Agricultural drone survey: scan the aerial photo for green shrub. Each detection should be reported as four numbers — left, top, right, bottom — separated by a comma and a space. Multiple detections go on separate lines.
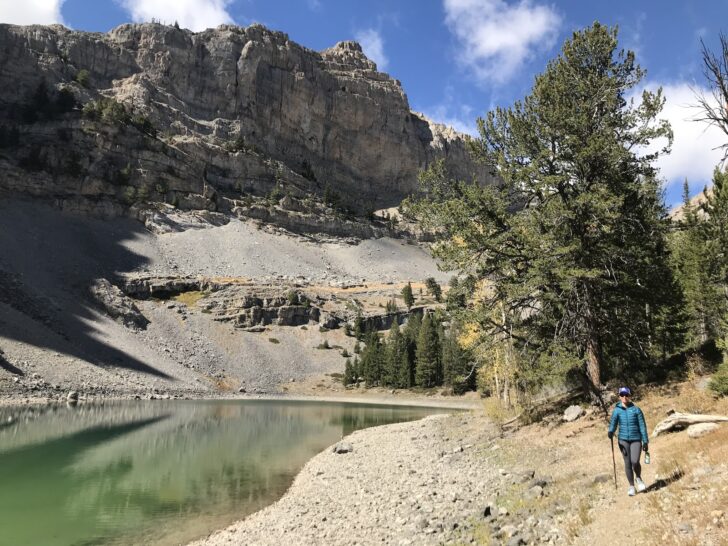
709, 361, 728, 396
112, 163, 132, 185
268, 337, 280, 344
122, 186, 137, 205
287, 291, 299, 305
317, 340, 330, 349
75, 69, 90, 88
82, 97, 156, 137
268, 182, 284, 204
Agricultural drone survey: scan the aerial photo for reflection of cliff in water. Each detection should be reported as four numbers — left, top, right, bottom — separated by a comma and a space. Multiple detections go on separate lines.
0, 400, 444, 546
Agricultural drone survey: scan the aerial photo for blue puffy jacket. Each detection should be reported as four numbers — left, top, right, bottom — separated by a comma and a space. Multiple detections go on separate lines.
608, 402, 648, 444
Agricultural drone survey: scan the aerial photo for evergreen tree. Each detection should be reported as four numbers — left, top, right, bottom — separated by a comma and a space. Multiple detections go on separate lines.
402, 282, 414, 309
360, 330, 384, 386
415, 313, 442, 387
354, 312, 364, 340
402, 313, 421, 387
445, 276, 466, 311
441, 324, 475, 393
343, 358, 355, 386
352, 356, 361, 382
384, 322, 409, 387
407, 23, 675, 391
668, 179, 720, 348
425, 277, 442, 302
701, 168, 728, 361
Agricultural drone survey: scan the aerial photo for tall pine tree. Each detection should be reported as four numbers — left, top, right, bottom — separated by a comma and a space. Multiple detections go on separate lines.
407, 23, 675, 391
402, 313, 421, 387
415, 313, 442, 387
441, 323, 474, 393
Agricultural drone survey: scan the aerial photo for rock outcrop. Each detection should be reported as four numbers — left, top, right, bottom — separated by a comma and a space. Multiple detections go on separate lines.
0, 22, 490, 225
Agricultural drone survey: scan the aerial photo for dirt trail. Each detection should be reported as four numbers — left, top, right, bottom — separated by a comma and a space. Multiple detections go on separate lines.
190, 378, 727, 546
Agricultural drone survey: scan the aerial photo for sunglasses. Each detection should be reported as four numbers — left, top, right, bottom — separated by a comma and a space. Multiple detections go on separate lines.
619, 393, 631, 397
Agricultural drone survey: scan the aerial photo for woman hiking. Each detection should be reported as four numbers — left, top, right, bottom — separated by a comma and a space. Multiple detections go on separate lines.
607, 387, 649, 496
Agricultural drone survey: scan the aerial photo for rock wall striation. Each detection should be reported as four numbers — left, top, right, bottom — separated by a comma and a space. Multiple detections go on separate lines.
0, 22, 489, 224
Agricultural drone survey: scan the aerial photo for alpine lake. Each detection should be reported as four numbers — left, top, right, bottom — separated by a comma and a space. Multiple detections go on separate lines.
0, 399, 450, 546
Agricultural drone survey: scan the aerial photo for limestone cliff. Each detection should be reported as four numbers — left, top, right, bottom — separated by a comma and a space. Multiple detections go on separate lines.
0, 22, 488, 224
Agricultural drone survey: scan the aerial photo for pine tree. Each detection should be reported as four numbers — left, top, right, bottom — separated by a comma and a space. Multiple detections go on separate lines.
352, 356, 361, 383
384, 322, 409, 387
402, 282, 414, 309
668, 179, 720, 348
701, 168, 728, 361
415, 313, 442, 387
406, 23, 675, 391
441, 324, 474, 394
425, 277, 442, 302
402, 313, 421, 387
354, 312, 364, 340
343, 358, 355, 386
361, 330, 384, 386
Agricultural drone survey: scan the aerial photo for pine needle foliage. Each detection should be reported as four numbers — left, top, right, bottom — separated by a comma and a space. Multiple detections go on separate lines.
406, 23, 677, 391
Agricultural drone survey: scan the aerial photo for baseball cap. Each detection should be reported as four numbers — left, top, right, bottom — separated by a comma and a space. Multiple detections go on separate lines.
618, 387, 632, 396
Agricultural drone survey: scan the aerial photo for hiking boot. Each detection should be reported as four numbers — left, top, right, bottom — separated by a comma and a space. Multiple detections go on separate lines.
635, 478, 646, 492
628, 486, 636, 496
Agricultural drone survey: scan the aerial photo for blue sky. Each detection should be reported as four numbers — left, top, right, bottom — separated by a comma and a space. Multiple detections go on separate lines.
2, 0, 727, 207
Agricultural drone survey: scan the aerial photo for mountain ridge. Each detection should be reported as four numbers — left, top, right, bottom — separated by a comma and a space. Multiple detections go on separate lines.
0, 21, 488, 224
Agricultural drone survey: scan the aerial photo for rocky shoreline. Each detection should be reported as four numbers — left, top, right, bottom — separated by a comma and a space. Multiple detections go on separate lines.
191, 412, 570, 546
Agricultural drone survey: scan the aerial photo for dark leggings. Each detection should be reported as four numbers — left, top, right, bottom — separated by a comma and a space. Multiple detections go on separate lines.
618, 439, 642, 486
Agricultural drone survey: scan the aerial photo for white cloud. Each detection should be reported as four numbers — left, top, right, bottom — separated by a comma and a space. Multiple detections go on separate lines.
641, 82, 725, 189
419, 86, 478, 136
355, 28, 388, 71
0, 0, 65, 25
424, 106, 478, 136
117, 0, 234, 32
307, 0, 322, 11
443, 0, 561, 85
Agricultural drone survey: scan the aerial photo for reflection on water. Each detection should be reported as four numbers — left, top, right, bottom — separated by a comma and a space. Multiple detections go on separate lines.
0, 400, 444, 546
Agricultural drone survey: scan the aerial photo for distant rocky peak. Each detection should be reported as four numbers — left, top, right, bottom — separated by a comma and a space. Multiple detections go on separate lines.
321, 40, 378, 72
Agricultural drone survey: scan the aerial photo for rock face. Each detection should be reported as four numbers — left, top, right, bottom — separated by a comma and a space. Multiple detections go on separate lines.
0, 22, 489, 220
89, 278, 149, 329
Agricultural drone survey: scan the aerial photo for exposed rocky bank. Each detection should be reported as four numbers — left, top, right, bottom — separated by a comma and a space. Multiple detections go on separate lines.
193, 381, 728, 546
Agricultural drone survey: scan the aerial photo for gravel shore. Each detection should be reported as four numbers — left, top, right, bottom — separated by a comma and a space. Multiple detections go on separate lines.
191, 411, 567, 546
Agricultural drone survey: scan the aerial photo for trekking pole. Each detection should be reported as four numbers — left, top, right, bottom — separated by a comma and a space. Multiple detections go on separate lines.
610, 436, 617, 490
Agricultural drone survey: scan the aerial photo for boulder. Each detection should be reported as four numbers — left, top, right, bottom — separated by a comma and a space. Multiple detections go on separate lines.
687, 422, 720, 438
332, 442, 353, 454
563, 405, 584, 422
524, 485, 544, 499
89, 278, 149, 329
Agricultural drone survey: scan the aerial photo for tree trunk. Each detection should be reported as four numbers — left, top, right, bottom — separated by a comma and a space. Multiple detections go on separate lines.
586, 336, 601, 388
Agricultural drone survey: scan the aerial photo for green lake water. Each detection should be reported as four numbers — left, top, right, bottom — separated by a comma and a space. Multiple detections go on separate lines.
0, 400, 446, 546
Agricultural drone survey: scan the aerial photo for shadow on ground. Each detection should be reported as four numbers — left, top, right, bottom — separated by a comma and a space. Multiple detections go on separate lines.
0, 199, 171, 379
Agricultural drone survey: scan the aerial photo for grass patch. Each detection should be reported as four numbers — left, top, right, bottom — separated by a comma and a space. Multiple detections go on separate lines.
173, 290, 207, 307
481, 397, 521, 429
268, 337, 280, 344
319, 326, 330, 333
